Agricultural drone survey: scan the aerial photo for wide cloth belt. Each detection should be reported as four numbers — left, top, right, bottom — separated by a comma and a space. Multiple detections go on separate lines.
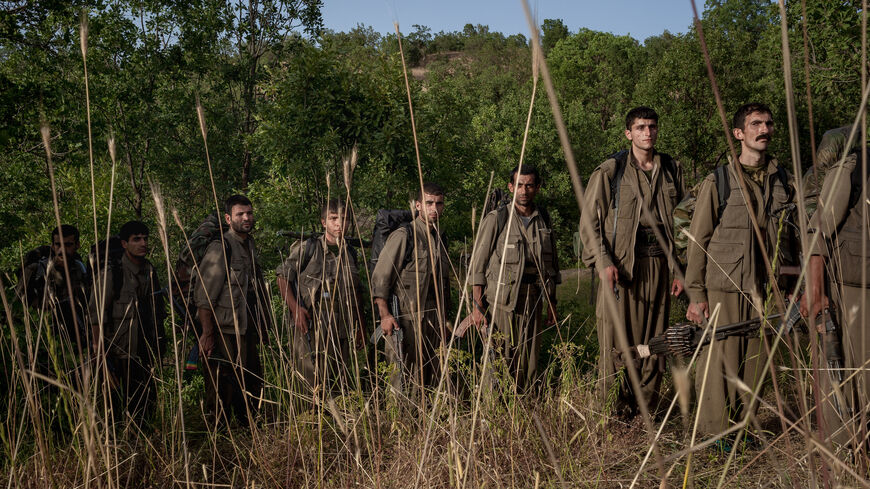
636, 226, 665, 257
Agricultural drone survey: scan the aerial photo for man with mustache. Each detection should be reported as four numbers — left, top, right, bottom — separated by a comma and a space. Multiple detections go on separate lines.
471, 165, 560, 393
581, 106, 686, 417
685, 103, 798, 446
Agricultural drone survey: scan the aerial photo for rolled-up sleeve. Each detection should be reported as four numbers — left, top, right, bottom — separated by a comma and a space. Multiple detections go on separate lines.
370, 229, 407, 300
470, 212, 497, 287
195, 241, 226, 311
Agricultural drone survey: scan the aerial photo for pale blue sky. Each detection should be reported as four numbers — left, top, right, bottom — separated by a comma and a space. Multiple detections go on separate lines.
321, 0, 693, 43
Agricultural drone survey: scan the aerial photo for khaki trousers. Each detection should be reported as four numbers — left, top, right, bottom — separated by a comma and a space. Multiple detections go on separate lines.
385, 301, 444, 397
203, 329, 262, 426
821, 284, 870, 448
694, 290, 766, 435
484, 283, 544, 394
597, 255, 669, 414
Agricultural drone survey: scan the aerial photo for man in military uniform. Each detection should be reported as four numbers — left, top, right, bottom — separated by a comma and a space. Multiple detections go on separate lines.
580, 107, 686, 415
371, 183, 451, 396
685, 103, 797, 438
88, 221, 165, 423
470, 165, 560, 393
18, 224, 89, 355
277, 198, 365, 398
803, 144, 870, 450
196, 195, 271, 426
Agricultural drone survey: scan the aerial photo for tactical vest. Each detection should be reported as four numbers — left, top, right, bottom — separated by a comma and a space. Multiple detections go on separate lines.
704, 160, 794, 293
834, 170, 870, 288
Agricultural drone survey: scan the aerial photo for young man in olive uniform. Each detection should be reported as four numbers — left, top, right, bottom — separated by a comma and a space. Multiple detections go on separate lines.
88, 221, 165, 423
196, 195, 271, 426
685, 103, 798, 437
470, 165, 560, 393
581, 107, 686, 415
276, 198, 365, 398
18, 224, 89, 354
371, 183, 451, 396
804, 144, 870, 449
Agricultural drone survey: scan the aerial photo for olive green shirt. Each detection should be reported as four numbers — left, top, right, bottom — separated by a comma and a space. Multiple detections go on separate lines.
370, 217, 450, 319
276, 235, 364, 338
685, 157, 796, 304
470, 204, 560, 311
580, 151, 686, 280
194, 229, 261, 336
88, 253, 159, 359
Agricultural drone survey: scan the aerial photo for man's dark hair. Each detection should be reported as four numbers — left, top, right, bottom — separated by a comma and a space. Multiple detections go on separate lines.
51, 224, 80, 244
509, 164, 542, 186
119, 221, 149, 242
320, 198, 346, 221
732, 103, 773, 130
416, 182, 445, 202
625, 106, 658, 130
224, 194, 253, 215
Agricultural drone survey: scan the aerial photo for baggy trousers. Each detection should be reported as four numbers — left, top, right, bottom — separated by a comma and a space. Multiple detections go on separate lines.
596, 255, 669, 414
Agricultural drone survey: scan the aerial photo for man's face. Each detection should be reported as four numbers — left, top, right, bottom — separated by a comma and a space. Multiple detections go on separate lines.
625, 118, 658, 151
415, 193, 445, 225
225, 204, 255, 235
51, 234, 79, 263
508, 173, 540, 207
321, 210, 348, 242
122, 234, 149, 259
734, 111, 774, 153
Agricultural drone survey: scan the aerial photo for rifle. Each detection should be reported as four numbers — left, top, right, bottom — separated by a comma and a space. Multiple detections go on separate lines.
369, 295, 404, 389
617, 301, 803, 362
276, 230, 371, 249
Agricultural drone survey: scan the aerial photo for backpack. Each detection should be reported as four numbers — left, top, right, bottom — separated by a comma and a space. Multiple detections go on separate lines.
87, 236, 126, 299
177, 212, 228, 286
369, 209, 415, 273
19, 245, 52, 305
608, 150, 678, 244
672, 158, 792, 254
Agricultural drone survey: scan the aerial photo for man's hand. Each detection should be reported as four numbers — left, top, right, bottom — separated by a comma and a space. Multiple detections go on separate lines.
670, 278, 684, 297
471, 307, 488, 334
686, 302, 709, 324
599, 265, 619, 292
292, 305, 310, 334
801, 255, 829, 318
199, 331, 215, 357
380, 313, 399, 336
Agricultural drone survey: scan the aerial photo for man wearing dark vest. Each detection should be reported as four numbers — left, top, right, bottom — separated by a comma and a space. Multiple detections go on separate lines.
581, 106, 686, 416
804, 144, 870, 450
276, 198, 365, 398
371, 183, 451, 397
470, 164, 560, 393
685, 103, 798, 440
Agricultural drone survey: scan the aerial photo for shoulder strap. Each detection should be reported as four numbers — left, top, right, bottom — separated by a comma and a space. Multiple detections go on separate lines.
402, 222, 416, 268
608, 150, 629, 245
608, 150, 629, 209
714, 165, 731, 217
538, 206, 552, 229
848, 154, 865, 210
659, 153, 677, 186
300, 237, 318, 273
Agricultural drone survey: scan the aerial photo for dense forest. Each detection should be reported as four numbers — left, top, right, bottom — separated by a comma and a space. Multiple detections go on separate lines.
0, 0, 864, 272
